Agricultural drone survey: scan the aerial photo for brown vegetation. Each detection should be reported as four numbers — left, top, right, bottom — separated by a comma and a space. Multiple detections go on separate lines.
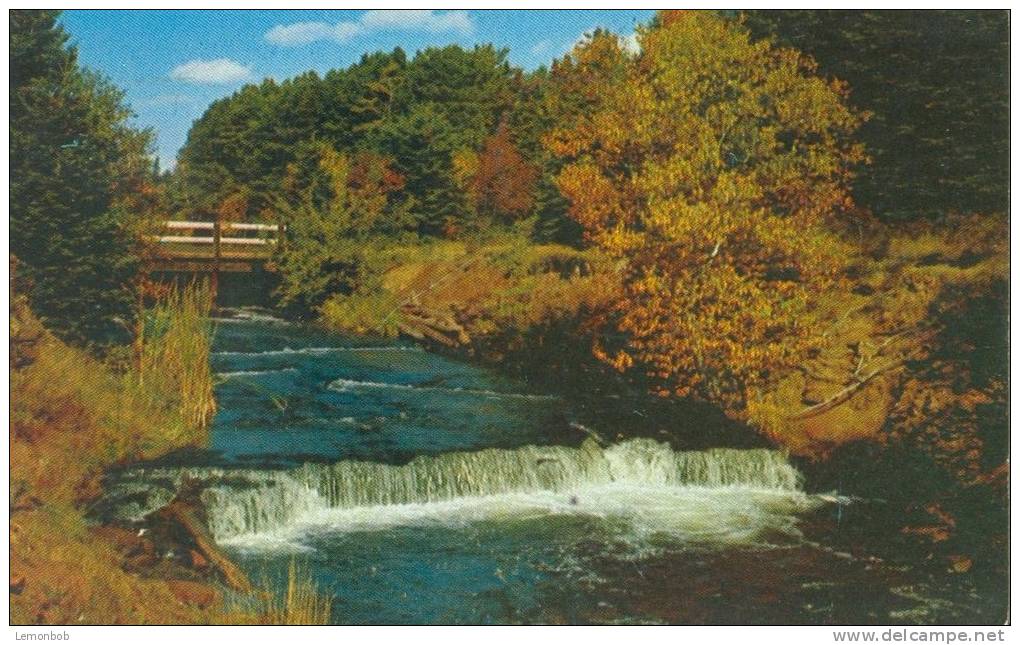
10, 278, 332, 625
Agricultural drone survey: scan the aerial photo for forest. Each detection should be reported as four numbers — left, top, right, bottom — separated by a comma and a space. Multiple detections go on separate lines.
10, 9, 1009, 626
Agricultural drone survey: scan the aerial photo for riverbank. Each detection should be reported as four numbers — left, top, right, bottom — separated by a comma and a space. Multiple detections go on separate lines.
9, 283, 329, 625
10, 286, 217, 623
311, 215, 1008, 603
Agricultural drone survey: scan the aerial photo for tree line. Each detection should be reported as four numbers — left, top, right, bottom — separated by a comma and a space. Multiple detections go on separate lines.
10, 9, 1009, 373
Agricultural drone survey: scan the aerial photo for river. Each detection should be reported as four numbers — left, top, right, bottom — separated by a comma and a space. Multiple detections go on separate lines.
99, 307, 1003, 624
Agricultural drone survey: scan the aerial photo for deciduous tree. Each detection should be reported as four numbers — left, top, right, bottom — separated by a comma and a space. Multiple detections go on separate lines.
549, 11, 865, 410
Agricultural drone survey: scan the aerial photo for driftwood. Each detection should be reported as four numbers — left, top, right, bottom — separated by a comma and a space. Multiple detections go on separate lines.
398, 303, 471, 348
568, 422, 609, 446
789, 360, 906, 420
791, 324, 934, 421
400, 321, 459, 347
154, 500, 252, 592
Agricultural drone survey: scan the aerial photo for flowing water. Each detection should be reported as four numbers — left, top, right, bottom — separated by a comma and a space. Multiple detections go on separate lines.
99, 308, 1003, 624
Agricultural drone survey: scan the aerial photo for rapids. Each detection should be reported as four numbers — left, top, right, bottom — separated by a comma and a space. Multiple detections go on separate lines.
96, 307, 1001, 624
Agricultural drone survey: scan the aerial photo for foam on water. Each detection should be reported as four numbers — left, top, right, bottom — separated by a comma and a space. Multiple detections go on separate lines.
213, 346, 422, 358
329, 377, 557, 400
215, 367, 300, 378
112, 438, 822, 552
212, 307, 290, 324
222, 485, 819, 554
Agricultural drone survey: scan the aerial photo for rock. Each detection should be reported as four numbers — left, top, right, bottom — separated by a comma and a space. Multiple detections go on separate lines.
167, 580, 220, 609
92, 524, 158, 570
92, 525, 148, 555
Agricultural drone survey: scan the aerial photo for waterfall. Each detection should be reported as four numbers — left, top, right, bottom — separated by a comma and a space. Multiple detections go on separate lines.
107, 438, 814, 544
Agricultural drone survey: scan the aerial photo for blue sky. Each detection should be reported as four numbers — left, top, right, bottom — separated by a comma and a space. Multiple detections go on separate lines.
60, 10, 655, 167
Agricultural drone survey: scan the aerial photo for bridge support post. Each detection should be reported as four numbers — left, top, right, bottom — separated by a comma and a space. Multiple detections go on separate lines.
212, 216, 221, 304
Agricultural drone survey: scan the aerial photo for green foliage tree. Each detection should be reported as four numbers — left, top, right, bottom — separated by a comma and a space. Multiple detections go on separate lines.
275, 144, 403, 312
394, 44, 519, 151
369, 104, 469, 236
10, 10, 153, 347
741, 10, 1009, 220
175, 44, 522, 236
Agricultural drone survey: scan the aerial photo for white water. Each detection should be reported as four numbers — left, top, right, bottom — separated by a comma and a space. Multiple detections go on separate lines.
213, 346, 423, 358
124, 438, 821, 551
329, 377, 558, 400
214, 367, 300, 378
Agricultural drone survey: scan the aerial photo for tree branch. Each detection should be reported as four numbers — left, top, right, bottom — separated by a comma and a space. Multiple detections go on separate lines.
788, 360, 906, 420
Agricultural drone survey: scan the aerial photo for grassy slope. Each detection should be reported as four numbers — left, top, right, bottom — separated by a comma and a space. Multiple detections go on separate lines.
10, 294, 219, 624
316, 217, 1008, 476
319, 231, 618, 348
753, 215, 1009, 467
10, 287, 330, 625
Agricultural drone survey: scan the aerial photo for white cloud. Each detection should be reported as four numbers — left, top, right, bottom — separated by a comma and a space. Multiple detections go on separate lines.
265, 10, 474, 46
359, 10, 473, 33
169, 58, 252, 84
265, 22, 340, 46
621, 32, 641, 55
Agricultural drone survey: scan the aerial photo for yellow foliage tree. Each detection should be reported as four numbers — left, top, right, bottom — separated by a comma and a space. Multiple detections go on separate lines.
547, 11, 866, 410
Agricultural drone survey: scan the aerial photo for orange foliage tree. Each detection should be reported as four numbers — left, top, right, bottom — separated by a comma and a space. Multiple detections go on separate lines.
471, 123, 538, 221
217, 190, 249, 223
547, 11, 866, 410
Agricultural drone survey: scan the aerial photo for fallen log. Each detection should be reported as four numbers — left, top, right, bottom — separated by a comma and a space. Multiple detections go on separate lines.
401, 305, 465, 334
397, 323, 426, 341
153, 500, 252, 593
401, 320, 459, 347
398, 303, 471, 348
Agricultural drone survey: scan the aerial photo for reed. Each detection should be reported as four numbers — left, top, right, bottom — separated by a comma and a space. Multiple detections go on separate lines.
253, 561, 333, 625
135, 280, 216, 444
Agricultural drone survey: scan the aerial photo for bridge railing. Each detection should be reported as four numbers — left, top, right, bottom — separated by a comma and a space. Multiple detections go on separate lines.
153, 220, 281, 247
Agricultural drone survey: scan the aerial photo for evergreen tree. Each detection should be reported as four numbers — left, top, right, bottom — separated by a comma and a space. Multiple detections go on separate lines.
741, 10, 1009, 220
395, 44, 519, 150
371, 104, 468, 236
10, 10, 152, 347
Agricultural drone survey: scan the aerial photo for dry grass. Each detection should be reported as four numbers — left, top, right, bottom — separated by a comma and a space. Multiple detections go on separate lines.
747, 214, 1009, 457
320, 231, 615, 339
10, 281, 336, 625
249, 562, 333, 625
10, 282, 231, 625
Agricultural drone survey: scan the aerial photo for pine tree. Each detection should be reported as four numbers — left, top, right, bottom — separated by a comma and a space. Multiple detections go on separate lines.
741, 10, 1009, 220
10, 10, 152, 347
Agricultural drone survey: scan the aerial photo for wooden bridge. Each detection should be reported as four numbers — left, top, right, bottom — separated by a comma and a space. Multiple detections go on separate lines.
146, 220, 282, 275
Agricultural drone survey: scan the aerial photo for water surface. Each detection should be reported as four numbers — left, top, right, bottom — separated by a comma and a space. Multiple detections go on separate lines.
103, 308, 1002, 624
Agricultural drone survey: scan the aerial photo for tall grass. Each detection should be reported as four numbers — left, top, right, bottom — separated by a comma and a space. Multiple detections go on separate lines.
225, 561, 332, 625
136, 280, 216, 444
263, 561, 333, 625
